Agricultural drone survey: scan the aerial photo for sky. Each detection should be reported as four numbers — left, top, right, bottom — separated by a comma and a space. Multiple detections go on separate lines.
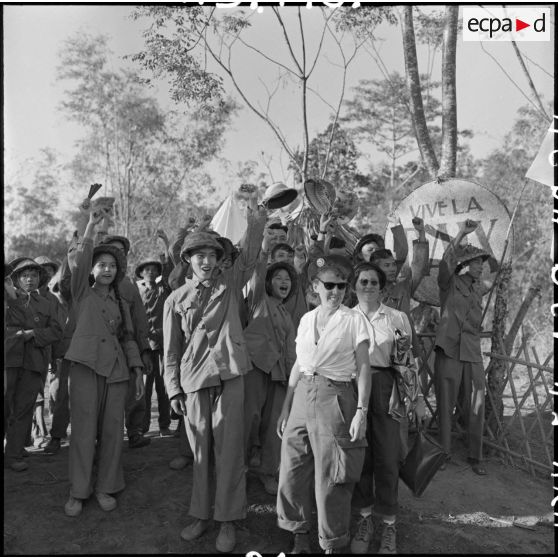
3, 4, 555, 195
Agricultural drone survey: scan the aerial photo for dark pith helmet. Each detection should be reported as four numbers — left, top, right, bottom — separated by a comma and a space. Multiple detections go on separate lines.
135, 259, 163, 280
34, 255, 60, 274
10, 258, 49, 288
180, 232, 225, 263
454, 244, 491, 273
101, 234, 131, 256
307, 254, 354, 283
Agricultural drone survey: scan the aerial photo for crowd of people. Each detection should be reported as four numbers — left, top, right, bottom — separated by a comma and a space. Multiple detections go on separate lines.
4, 185, 493, 554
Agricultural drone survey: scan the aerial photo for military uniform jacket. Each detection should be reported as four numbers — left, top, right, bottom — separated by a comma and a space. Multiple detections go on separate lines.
65, 238, 142, 382
163, 211, 266, 396
435, 243, 486, 363
244, 253, 296, 381
4, 290, 63, 373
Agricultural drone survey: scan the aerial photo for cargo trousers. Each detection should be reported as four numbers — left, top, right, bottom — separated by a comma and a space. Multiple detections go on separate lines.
277, 374, 366, 551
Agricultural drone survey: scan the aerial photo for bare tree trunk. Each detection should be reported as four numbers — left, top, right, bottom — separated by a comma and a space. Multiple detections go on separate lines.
439, 5, 458, 178
504, 284, 541, 354
510, 40, 550, 122
400, 6, 439, 178
485, 263, 511, 439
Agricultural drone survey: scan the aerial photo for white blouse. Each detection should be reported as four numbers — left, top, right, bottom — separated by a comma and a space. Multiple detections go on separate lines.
355, 303, 412, 369
295, 305, 369, 381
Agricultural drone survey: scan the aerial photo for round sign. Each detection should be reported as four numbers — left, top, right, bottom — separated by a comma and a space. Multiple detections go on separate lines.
384, 178, 514, 307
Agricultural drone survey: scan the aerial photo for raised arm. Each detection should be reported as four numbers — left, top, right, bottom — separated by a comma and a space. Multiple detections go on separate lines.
438, 220, 478, 290
409, 217, 430, 295
70, 210, 105, 303
230, 205, 267, 291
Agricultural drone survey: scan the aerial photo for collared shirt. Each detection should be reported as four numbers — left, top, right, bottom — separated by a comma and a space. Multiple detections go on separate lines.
163, 210, 266, 396
296, 305, 369, 382
355, 303, 412, 370
65, 237, 135, 382
244, 254, 296, 381
137, 279, 171, 351
435, 242, 487, 362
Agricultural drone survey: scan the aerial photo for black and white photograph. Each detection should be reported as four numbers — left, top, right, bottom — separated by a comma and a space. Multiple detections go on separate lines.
3, 2, 555, 555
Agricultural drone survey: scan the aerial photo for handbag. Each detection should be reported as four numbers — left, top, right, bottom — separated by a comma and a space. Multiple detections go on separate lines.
399, 425, 448, 497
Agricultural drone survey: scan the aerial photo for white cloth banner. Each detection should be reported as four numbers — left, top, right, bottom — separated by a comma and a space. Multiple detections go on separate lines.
210, 194, 247, 244
526, 125, 556, 188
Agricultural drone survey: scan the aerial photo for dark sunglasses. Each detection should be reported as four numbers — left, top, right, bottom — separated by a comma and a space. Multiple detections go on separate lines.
318, 279, 347, 291
358, 279, 379, 287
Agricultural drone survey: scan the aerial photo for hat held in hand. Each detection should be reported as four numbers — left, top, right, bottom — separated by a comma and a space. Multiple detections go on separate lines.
262, 182, 298, 210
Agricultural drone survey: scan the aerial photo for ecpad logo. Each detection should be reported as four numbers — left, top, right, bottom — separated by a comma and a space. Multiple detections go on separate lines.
463, 7, 550, 42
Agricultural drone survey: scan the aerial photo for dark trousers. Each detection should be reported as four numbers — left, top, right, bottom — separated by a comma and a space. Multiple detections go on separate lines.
125, 372, 146, 438
49, 358, 71, 439
142, 350, 170, 431
243, 367, 285, 476
434, 348, 485, 461
352, 368, 401, 517
4, 367, 43, 460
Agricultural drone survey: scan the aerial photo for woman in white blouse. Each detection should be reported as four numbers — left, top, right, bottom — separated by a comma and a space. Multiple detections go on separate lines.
276, 262, 371, 555
350, 262, 424, 555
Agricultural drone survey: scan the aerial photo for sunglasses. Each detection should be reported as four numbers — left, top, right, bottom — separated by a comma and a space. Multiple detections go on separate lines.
358, 279, 379, 287
318, 279, 347, 291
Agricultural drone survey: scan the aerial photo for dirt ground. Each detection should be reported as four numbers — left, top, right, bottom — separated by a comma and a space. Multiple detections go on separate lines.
3, 405, 555, 556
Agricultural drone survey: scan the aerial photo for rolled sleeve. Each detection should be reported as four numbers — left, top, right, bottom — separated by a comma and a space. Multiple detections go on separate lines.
352, 312, 371, 349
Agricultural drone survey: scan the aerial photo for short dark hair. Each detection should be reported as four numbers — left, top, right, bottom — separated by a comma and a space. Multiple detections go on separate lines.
369, 248, 395, 264
271, 243, 294, 259
353, 262, 387, 290
268, 223, 288, 234
314, 264, 348, 282
329, 237, 346, 249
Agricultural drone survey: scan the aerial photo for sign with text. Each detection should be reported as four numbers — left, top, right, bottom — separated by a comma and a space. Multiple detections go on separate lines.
385, 179, 514, 306
463, 6, 551, 42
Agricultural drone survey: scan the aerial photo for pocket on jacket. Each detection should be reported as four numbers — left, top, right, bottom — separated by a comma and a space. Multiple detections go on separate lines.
330, 435, 367, 485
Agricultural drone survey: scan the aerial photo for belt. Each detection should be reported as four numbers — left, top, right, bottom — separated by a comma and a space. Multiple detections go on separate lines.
302, 372, 352, 385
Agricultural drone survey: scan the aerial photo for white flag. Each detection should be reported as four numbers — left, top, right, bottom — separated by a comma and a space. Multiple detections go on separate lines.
210, 194, 247, 244
526, 124, 556, 188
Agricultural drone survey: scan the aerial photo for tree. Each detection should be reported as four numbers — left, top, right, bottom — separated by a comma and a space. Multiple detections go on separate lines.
5, 148, 72, 262
58, 33, 236, 266
133, 5, 370, 182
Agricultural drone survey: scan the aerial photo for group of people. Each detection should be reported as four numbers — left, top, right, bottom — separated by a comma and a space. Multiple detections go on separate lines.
4, 186, 493, 555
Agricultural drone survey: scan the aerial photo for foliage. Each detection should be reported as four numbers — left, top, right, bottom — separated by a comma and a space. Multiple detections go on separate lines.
4, 149, 73, 263
478, 103, 552, 346
57, 32, 236, 268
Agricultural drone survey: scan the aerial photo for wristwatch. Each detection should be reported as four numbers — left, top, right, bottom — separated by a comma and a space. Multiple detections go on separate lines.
357, 406, 368, 413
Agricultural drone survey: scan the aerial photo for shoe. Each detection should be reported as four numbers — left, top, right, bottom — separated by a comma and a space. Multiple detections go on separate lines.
215, 521, 236, 553
142, 426, 149, 434
180, 519, 209, 541
439, 455, 452, 471
259, 474, 278, 495
248, 446, 262, 468
378, 522, 396, 555
159, 427, 173, 437
325, 549, 343, 555
44, 438, 61, 455
291, 533, 311, 554
468, 458, 487, 476
10, 460, 28, 472
64, 496, 83, 517
128, 434, 151, 449
350, 514, 373, 554
169, 455, 192, 470
95, 492, 117, 512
